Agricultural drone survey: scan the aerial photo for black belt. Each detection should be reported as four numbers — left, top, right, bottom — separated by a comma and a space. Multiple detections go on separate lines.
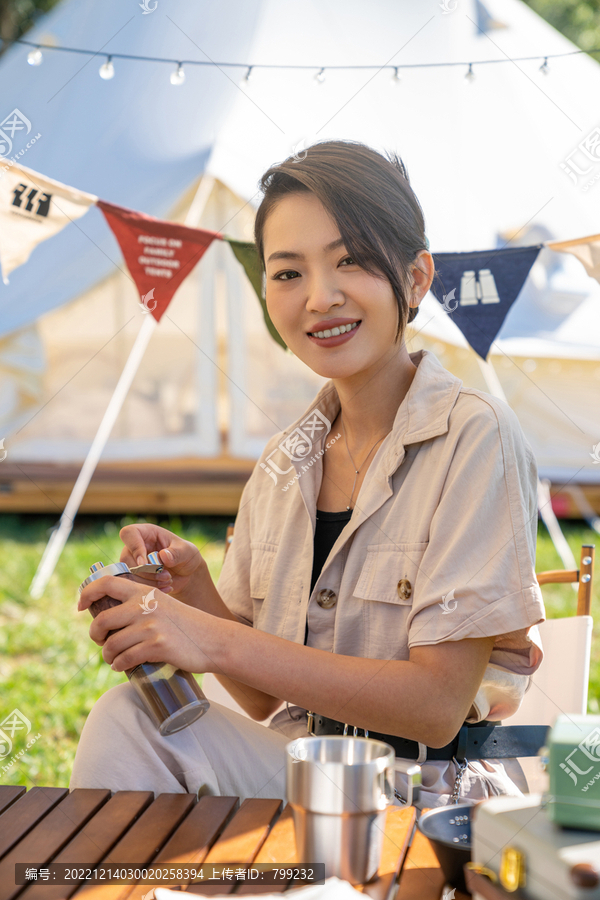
307, 713, 549, 762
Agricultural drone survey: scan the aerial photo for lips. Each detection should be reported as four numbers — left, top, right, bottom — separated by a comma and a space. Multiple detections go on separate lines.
306, 320, 362, 347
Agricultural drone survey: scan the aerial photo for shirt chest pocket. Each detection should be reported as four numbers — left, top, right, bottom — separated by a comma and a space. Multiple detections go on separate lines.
353, 543, 429, 606
353, 542, 429, 659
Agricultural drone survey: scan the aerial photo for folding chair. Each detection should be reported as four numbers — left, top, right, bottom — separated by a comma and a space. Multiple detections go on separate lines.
506, 543, 595, 792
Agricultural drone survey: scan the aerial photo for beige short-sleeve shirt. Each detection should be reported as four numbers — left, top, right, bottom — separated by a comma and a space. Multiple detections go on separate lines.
217, 348, 545, 725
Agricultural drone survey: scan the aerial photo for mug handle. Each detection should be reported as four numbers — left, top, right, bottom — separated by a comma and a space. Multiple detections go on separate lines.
392, 760, 422, 808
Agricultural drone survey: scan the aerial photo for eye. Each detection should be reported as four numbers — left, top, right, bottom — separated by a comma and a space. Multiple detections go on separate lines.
340, 256, 356, 266
272, 269, 300, 281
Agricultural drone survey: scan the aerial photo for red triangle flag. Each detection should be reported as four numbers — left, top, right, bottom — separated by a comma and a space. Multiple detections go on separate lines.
98, 199, 222, 322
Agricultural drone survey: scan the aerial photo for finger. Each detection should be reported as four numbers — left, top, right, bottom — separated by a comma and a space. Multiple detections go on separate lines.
103, 629, 158, 670
89, 599, 139, 643
119, 523, 169, 566
155, 538, 200, 576
109, 639, 160, 673
78, 574, 142, 612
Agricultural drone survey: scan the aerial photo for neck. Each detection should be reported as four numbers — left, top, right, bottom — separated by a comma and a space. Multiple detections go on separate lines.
332, 342, 418, 453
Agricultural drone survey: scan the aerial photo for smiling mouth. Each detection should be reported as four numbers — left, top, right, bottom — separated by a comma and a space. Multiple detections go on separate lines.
307, 321, 361, 339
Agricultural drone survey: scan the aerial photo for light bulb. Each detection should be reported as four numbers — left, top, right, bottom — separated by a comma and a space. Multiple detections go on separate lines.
391, 67, 401, 85
240, 66, 253, 88
314, 67, 325, 85
99, 57, 115, 80
465, 63, 475, 83
539, 57, 549, 75
170, 63, 185, 85
27, 48, 43, 66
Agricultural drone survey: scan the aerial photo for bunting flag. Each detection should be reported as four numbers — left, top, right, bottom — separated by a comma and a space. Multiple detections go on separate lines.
98, 200, 222, 322
0, 162, 97, 283
546, 233, 600, 285
223, 237, 287, 350
429, 245, 543, 360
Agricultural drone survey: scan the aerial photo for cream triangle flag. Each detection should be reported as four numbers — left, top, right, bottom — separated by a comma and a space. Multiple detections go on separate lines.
547, 232, 600, 284
0, 162, 97, 283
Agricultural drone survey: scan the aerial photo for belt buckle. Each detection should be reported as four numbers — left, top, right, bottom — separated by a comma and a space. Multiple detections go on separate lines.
307, 711, 315, 736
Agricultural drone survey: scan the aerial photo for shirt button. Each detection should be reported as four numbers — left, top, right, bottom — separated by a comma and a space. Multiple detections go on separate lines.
316, 589, 337, 609
397, 578, 412, 601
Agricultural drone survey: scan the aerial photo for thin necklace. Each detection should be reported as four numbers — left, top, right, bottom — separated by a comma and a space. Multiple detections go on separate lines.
340, 414, 389, 511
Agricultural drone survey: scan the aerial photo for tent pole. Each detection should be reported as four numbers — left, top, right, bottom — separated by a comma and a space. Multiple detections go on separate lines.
475, 356, 577, 575
29, 313, 157, 599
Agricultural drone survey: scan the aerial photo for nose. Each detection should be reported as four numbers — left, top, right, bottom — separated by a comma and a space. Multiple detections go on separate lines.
306, 273, 344, 315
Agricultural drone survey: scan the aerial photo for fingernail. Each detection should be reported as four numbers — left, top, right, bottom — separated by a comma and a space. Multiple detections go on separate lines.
163, 586, 173, 593
137, 555, 145, 566
163, 549, 174, 563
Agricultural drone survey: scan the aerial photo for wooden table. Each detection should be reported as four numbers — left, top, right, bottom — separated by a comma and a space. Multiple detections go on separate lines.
0, 786, 470, 900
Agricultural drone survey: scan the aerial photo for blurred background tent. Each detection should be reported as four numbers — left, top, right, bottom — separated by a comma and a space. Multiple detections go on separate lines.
0, 0, 599, 516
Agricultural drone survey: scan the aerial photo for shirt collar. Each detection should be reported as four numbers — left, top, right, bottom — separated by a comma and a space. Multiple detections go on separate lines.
281, 349, 463, 475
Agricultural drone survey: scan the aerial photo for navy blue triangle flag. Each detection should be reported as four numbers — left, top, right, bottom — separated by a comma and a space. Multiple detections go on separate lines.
429, 245, 543, 360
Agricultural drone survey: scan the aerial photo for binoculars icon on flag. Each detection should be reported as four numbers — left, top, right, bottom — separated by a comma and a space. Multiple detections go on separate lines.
459, 269, 500, 305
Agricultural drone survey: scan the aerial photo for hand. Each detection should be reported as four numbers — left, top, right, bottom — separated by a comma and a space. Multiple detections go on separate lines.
119, 523, 205, 605
78, 573, 220, 675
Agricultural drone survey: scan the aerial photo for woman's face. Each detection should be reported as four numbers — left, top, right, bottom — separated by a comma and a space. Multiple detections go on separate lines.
263, 191, 406, 380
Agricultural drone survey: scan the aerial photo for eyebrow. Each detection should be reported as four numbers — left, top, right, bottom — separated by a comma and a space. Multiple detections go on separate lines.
266, 237, 345, 264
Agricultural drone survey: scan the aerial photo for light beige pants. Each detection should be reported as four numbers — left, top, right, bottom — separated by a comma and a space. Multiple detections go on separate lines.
69, 680, 529, 807
69, 681, 304, 802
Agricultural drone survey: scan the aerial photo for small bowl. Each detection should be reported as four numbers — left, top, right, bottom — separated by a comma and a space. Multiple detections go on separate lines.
417, 803, 473, 893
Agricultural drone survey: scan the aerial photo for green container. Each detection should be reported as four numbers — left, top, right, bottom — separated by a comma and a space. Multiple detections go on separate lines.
547, 714, 600, 831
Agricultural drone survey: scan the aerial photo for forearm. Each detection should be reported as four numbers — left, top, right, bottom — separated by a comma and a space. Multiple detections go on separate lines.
175, 563, 240, 620
179, 567, 283, 719
207, 619, 475, 747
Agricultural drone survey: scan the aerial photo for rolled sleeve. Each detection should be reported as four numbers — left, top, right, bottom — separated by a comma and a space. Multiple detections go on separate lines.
407, 397, 545, 676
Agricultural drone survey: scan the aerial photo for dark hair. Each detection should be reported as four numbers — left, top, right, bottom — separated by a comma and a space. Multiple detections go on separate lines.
254, 139, 433, 342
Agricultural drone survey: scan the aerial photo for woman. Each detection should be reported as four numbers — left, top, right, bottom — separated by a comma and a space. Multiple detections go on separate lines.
72, 140, 545, 807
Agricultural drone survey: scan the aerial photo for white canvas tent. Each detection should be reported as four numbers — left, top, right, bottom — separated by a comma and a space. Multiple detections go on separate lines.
0, 0, 599, 517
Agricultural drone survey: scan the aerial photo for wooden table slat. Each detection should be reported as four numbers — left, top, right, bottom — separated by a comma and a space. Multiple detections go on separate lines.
359, 806, 416, 900
0, 787, 68, 862
123, 796, 238, 899
187, 798, 282, 896
0, 786, 27, 817
0, 789, 110, 900
396, 824, 448, 900
237, 804, 296, 895
70, 792, 196, 900
396, 814, 471, 900
20, 791, 154, 900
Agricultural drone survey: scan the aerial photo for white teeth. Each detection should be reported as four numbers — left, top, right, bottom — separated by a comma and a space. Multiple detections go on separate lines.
310, 321, 359, 339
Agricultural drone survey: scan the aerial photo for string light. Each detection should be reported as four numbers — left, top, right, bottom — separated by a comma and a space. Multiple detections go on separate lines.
27, 47, 42, 66
99, 55, 114, 80
14, 38, 599, 80
465, 62, 475, 83
391, 66, 401, 85
170, 62, 185, 85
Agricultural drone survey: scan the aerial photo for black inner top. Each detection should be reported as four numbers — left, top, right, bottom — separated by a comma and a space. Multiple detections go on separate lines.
305, 508, 353, 645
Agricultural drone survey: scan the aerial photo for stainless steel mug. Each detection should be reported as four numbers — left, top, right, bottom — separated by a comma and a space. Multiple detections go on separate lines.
285, 735, 421, 884
79, 554, 210, 735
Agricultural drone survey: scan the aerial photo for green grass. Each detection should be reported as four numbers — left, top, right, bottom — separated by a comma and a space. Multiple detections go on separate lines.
0, 515, 597, 788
